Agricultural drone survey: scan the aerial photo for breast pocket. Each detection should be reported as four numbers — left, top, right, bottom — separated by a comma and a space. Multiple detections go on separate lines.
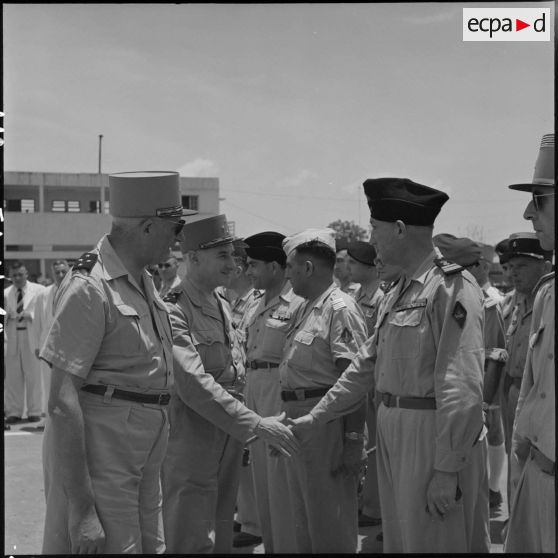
114, 303, 143, 355
290, 330, 317, 370
262, 317, 290, 355
387, 307, 425, 359
190, 329, 227, 375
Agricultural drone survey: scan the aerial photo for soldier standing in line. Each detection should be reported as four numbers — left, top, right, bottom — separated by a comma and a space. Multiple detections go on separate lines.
290, 178, 489, 553
161, 215, 299, 554
346, 240, 384, 527
505, 133, 555, 553
271, 229, 368, 553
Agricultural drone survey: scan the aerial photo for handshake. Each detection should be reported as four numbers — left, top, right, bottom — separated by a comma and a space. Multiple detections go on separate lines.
250, 412, 317, 457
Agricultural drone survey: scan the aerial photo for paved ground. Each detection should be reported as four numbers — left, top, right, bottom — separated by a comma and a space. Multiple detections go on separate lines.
5, 418, 507, 554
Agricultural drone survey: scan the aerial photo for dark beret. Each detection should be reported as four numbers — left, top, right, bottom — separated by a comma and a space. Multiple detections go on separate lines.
243, 231, 287, 265
494, 238, 511, 264
347, 241, 377, 266
507, 232, 553, 261
433, 234, 482, 266
335, 237, 349, 253
363, 178, 449, 226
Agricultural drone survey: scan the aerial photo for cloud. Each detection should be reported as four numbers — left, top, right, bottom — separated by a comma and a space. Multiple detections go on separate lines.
275, 168, 319, 191
177, 158, 219, 177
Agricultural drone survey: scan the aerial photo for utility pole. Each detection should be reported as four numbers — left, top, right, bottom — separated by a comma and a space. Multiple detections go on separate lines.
98, 134, 103, 174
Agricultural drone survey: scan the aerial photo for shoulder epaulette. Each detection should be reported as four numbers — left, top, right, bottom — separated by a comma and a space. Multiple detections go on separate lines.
163, 290, 181, 304
434, 257, 464, 276
72, 252, 98, 275
533, 271, 555, 294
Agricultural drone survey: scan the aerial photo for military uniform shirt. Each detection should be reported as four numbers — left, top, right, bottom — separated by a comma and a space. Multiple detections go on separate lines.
40, 235, 173, 390
504, 293, 532, 379
512, 275, 555, 462
167, 276, 245, 392
483, 292, 507, 363
354, 284, 384, 335
245, 283, 305, 364
311, 251, 485, 472
279, 283, 367, 390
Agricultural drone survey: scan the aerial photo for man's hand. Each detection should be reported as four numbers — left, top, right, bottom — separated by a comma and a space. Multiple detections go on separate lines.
68, 501, 106, 554
426, 470, 459, 521
255, 412, 300, 457
287, 414, 317, 446
332, 438, 366, 477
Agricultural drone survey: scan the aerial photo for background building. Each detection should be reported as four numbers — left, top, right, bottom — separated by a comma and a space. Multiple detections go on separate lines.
3, 171, 222, 282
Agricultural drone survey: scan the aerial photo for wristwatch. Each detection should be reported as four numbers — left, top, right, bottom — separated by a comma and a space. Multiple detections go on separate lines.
344, 431, 364, 441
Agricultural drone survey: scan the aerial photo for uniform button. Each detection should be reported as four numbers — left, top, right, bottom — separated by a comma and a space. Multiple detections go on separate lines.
540, 392, 546, 399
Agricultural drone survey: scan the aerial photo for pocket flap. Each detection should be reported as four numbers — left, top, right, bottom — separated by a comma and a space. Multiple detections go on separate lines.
388, 307, 424, 327
294, 330, 315, 345
115, 303, 140, 318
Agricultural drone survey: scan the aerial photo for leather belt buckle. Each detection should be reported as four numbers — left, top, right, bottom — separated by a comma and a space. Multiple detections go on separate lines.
158, 393, 170, 405
294, 389, 306, 401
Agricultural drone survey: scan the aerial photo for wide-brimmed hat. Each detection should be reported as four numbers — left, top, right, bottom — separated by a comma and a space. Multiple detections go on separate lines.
509, 133, 555, 192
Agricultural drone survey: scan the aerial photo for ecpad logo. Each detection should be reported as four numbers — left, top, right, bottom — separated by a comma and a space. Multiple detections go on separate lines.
463, 8, 550, 41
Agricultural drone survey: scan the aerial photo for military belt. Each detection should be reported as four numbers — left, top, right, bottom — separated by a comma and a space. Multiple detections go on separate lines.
378, 391, 436, 410
246, 360, 279, 370
16, 327, 27, 331
503, 374, 522, 393
81, 384, 171, 406
530, 443, 555, 476
281, 387, 332, 402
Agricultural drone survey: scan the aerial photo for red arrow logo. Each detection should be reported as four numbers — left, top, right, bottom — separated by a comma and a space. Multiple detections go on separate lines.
516, 19, 530, 31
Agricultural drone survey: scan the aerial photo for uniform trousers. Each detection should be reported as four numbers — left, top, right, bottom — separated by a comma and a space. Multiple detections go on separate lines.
236, 460, 261, 536
376, 404, 490, 553
42, 392, 169, 554
41, 361, 52, 416
5, 329, 43, 417
361, 390, 381, 519
504, 453, 555, 552
236, 368, 282, 549
162, 398, 243, 554
273, 397, 359, 554
501, 381, 521, 507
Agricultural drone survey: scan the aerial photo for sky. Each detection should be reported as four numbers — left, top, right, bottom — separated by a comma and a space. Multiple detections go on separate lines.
2, 2, 554, 245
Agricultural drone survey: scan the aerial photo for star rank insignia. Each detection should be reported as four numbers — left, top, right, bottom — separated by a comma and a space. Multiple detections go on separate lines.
452, 301, 467, 328
340, 327, 354, 344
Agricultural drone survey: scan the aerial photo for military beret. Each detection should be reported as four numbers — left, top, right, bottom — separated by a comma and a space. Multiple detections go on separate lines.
335, 237, 349, 252
108, 171, 198, 219
507, 232, 553, 261
494, 238, 511, 264
363, 178, 449, 226
509, 133, 555, 192
244, 231, 287, 265
433, 234, 482, 266
347, 241, 377, 266
282, 228, 336, 257
180, 214, 233, 252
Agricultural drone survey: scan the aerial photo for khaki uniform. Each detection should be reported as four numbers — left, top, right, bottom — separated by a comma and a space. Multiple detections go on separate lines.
40, 235, 174, 554
505, 274, 555, 553
272, 283, 367, 553
241, 283, 305, 552
354, 284, 384, 519
4, 280, 46, 418
311, 252, 489, 553
161, 277, 258, 554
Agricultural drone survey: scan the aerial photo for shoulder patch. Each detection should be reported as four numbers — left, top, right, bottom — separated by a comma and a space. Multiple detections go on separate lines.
72, 252, 98, 275
163, 291, 180, 304
533, 271, 555, 294
332, 297, 347, 310
434, 257, 464, 276
452, 301, 467, 328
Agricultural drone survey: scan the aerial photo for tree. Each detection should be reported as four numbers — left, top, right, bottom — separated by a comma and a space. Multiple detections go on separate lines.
327, 219, 368, 242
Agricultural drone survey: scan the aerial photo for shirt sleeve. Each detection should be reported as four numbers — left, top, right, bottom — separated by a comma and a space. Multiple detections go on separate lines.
329, 302, 368, 363
430, 276, 485, 472
168, 302, 260, 442
310, 334, 377, 423
39, 275, 106, 378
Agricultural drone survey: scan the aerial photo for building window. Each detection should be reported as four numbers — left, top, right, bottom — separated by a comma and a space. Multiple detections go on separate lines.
104, 201, 110, 214
4, 199, 35, 212
89, 200, 101, 213
181, 195, 199, 211
52, 200, 81, 212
